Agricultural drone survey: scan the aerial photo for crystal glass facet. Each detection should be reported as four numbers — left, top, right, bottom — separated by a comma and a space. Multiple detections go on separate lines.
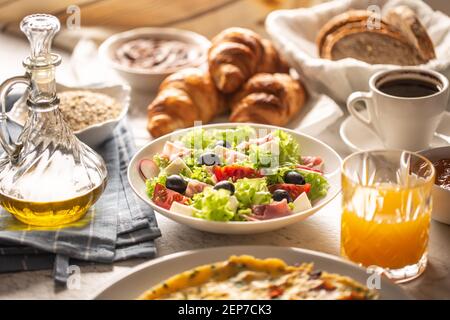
341, 150, 435, 283
0, 14, 107, 226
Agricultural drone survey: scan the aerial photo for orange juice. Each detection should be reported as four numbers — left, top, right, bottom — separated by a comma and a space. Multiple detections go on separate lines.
341, 175, 433, 270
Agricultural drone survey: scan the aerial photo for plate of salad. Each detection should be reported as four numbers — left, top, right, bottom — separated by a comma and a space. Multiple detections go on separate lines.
128, 124, 341, 234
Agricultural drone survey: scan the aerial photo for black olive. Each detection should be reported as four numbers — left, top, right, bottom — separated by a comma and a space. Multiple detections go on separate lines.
309, 270, 322, 279
283, 171, 306, 185
215, 140, 231, 149
272, 189, 292, 202
165, 174, 188, 194
197, 152, 221, 166
213, 181, 235, 194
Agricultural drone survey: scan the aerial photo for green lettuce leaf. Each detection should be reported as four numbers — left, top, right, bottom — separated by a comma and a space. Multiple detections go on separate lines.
152, 154, 169, 169
192, 188, 236, 221
272, 129, 300, 165
189, 166, 214, 184
213, 126, 257, 147
234, 178, 272, 209
146, 174, 167, 198
180, 126, 256, 150
248, 143, 279, 169
180, 128, 215, 149
301, 170, 329, 201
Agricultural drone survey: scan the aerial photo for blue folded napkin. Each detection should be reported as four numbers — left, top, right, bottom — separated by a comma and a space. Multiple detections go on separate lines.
0, 116, 161, 284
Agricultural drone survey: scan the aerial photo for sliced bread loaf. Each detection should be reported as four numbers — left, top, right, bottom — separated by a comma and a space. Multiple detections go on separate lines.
316, 10, 392, 57
384, 5, 436, 62
317, 7, 435, 66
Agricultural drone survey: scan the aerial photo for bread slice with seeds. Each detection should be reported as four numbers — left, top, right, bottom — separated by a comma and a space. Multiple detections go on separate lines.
316, 7, 435, 66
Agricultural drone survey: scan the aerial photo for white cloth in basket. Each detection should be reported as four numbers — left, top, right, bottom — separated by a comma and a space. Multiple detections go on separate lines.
266, 0, 450, 104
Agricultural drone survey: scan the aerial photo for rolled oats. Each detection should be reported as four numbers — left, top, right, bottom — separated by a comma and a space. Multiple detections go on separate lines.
58, 90, 122, 131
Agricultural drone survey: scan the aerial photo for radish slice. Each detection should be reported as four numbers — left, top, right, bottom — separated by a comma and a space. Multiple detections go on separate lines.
296, 165, 323, 174
138, 159, 159, 181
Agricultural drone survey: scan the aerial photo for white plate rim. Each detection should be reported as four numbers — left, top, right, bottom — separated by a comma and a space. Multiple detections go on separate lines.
339, 116, 373, 153
93, 245, 411, 300
127, 123, 342, 228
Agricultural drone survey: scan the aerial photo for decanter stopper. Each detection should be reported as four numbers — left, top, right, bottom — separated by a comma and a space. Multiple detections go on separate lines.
20, 14, 60, 63
20, 14, 61, 105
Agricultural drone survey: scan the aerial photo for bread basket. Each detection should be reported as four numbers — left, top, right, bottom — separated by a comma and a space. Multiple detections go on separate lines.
266, 0, 450, 104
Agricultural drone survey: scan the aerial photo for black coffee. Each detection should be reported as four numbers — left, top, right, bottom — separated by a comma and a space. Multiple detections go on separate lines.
378, 79, 441, 98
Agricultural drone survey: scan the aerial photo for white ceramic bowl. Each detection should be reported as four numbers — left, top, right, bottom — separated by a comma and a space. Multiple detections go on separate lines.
98, 27, 211, 91
8, 83, 130, 148
419, 146, 450, 225
128, 123, 342, 234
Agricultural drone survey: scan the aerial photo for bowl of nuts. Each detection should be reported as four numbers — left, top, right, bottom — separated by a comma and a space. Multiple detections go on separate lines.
8, 83, 130, 147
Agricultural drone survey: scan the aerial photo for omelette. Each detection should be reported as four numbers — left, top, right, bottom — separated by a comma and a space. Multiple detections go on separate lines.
138, 255, 378, 300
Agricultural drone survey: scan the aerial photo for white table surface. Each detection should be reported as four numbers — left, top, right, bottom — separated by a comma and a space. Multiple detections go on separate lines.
0, 33, 448, 300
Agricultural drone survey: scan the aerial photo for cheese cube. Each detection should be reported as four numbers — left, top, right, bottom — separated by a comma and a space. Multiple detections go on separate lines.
293, 192, 312, 212
170, 201, 196, 216
164, 157, 192, 177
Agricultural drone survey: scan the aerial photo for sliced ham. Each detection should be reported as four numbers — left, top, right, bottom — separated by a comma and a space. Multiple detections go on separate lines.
204, 166, 215, 175
301, 156, 324, 171
214, 145, 249, 164
162, 141, 191, 161
247, 199, 292, 221
237, 133, 274, 151
258, 139, 280, 153
251, 133, 274, 145
185, 179, 209, 198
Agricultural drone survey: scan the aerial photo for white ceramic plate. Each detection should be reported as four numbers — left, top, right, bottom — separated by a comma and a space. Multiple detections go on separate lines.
340, 112, 450, 153
128, 123, 341, 234
8, 83, 130, 147
93, 245, 410, 300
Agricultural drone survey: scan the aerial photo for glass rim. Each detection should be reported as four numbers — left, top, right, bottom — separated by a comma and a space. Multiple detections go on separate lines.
341, 149, 436, 189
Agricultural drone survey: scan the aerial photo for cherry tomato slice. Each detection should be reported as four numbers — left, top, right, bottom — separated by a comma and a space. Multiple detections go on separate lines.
269, 183, 311, 200
152, 183, 189, 209
213, 165, 261, 182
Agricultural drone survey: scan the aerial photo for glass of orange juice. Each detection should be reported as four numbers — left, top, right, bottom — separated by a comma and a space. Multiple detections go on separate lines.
341, 150, 435, 283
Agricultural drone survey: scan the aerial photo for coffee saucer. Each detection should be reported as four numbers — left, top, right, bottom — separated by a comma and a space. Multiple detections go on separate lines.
340, 112, 450, 152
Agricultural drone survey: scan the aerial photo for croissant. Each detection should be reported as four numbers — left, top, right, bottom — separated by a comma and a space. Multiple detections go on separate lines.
147, 68, 225, 138
229, 73, 306, 126
208, 27, 288, 93
258, 39, 290, 74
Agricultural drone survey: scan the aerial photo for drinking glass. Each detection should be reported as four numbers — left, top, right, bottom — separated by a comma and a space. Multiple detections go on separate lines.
341, 150, 435, 283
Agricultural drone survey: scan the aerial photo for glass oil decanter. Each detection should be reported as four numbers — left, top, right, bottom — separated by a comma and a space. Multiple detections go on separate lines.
0, 14, 107, 227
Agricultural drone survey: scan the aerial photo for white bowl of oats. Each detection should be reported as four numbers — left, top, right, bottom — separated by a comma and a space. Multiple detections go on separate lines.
8, 83, 130, 147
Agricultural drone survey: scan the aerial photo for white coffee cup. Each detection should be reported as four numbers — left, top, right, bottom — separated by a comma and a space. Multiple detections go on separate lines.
347, 68, 449, 151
